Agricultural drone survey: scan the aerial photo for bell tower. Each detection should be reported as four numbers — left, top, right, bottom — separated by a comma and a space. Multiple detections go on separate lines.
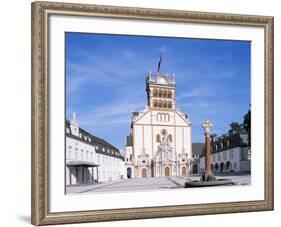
146, 72, 176, 110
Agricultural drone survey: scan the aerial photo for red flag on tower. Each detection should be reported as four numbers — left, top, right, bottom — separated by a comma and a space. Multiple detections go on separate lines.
157, 56, 162, 73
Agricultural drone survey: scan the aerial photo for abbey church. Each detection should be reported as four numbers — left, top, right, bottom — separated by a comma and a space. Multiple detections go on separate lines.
124, 68, 192, 178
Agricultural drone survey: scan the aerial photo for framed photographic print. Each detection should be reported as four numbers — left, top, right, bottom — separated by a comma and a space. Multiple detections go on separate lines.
31, 1, 274, 225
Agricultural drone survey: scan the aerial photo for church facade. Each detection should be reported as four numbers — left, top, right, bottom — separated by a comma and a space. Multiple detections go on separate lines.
125, 71, 192, 178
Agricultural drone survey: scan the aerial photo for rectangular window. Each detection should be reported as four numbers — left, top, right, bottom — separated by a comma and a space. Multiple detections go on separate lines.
230, 150, 234, 160
217, 153, 221, 162
223, 151, 226, 160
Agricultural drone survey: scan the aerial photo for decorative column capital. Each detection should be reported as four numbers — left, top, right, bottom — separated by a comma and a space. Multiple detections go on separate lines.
202, 120, 213, 137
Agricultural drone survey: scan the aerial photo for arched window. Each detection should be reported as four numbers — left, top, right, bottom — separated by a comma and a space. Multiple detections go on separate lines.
159, 100, 163, 108
163, 100, 167, 108
168, 101, 172, 108
153, 89, 157, 97
153, 100, 158, 108
158, 89, 162, 97
166, 113, 170, 121
156, 134, 160, 142
163, 90, 167, 98
168, 90, 172, 98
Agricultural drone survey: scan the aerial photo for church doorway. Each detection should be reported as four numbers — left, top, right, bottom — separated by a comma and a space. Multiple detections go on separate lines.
181, 166, 187, 176
141, 168, 147, 178
192, 164, 198, 174
164, 167, 170, 176
127, 167, 132, 179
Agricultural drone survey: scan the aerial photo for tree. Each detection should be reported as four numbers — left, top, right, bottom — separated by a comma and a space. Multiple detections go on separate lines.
210, 133, 218, 143
228, 122, 242, 133
243, 109, 251, 147
243, 109, 251, 132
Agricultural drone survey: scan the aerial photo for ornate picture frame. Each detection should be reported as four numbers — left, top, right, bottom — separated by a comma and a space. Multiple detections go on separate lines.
31, 1, 274, 225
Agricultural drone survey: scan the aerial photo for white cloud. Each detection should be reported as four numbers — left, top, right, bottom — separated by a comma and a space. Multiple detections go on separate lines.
177, 86, 218, 100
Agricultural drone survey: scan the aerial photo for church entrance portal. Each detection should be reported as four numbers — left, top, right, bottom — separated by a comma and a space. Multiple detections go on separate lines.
141, 168, 147, 178
164, 167, 170, 176
193, 164, 199, 174
127, 167, 132, 178
181, 166, 187, 176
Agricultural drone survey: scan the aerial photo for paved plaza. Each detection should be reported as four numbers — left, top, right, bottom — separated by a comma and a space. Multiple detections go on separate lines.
66, 174, 251, 194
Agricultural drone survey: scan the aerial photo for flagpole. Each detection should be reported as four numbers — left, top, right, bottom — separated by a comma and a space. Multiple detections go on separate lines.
157, 56, 162, 73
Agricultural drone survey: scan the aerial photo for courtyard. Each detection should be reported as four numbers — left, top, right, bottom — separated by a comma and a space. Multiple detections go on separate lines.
66, 174, 251, 194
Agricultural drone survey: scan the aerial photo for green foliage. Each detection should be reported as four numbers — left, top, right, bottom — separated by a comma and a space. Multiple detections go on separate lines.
228, 122, 243, 133
243, 109, 251, 146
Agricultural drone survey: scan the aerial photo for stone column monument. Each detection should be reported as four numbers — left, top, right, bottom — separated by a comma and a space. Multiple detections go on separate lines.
185, 119, 233, 187
201, 120, 215, 181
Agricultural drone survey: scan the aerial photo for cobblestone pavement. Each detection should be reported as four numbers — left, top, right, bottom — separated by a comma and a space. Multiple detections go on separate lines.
66, 174, 251, 194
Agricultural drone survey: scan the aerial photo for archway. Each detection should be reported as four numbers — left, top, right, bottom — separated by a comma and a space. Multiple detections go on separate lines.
192, 164, 198, 174
164, 167, 170, 176
181, 166, 187, 176
215, 163, 219, 172
220, 162, 225, 172
127, 167, 132, 179
141, 168, 147, 178
226, 161, 232, 171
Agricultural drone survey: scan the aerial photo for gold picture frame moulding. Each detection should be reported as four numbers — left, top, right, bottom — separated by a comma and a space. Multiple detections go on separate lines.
31, 1, 274, 225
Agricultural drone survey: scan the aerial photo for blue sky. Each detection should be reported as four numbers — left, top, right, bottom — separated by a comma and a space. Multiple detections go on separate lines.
66, 32, 250, 151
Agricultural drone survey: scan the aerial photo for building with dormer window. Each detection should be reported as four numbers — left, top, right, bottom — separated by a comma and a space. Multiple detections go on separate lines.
65, 113, 125, 186
125, 70, 192, 178
189, 131, 250, 174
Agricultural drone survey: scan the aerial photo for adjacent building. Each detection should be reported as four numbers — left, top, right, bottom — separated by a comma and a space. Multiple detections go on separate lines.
189, 143, 204, 174
190, 131, 251, 174
65, 114, 124, 186
125, 71, 192, 178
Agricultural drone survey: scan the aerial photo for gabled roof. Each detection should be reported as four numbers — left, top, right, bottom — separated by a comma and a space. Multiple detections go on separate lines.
66, 120, 123, 160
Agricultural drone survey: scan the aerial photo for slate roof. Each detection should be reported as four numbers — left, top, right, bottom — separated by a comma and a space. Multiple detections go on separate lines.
66, 120, 123, 160
211, 131, 249, 154
125, 134, 133, 147
192, 143, 204, 157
